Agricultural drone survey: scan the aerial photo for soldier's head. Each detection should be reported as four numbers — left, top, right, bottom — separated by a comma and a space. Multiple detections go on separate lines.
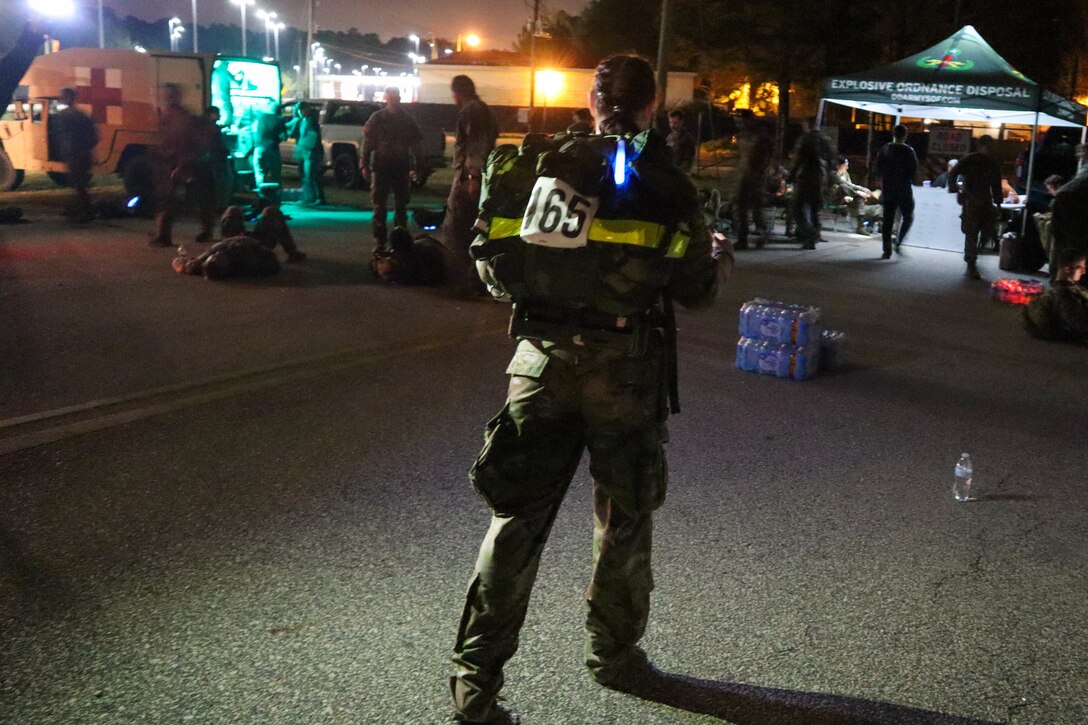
835, 156, 849, 173
163, 83, 183, 108
591, 55, 656, 135
383, 86, 401, 109
450, 75, 477, 105
572, 107, 592, 125
1056, 248, 1087, 283
204, 106, 220, 124
977, 134, 995, 154
1045, 174, 1064, 196
59, 87, 77, 107
891, 124, 908, 142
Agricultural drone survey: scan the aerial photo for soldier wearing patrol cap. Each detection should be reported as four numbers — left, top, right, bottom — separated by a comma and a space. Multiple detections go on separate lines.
449, 54, 728, 724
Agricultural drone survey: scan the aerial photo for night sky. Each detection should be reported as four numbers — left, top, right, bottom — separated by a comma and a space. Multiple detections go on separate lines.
104, 0, 590, 48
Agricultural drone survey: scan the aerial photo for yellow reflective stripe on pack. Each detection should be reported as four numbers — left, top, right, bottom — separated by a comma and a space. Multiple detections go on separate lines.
666, 231, 690, 258
488, 217, 524, 240
587, 218, 664, 249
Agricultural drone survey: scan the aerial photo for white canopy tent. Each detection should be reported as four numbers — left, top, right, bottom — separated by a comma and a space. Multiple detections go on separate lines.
819, 25, 1086, 254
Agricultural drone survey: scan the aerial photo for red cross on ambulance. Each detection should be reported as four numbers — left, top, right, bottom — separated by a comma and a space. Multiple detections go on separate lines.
73, 66, 124, 125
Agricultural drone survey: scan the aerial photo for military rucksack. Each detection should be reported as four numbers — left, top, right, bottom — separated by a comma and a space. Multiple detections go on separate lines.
472, 131, 694, 312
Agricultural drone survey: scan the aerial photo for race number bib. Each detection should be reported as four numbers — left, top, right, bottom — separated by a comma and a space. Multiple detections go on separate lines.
520, 177, 599, 249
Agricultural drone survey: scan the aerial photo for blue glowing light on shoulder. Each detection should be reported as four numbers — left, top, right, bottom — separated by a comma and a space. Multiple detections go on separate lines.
613, 138, 627, 186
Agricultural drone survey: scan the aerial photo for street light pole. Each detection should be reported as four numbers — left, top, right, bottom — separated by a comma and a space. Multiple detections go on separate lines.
192, 0, 199, 51
98, 0, 104, 48
230, 0, 255, 56
273, 22, 284, 61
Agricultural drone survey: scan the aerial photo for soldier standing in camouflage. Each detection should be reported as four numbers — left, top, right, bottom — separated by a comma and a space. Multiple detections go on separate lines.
441, 75, 498, 295
150, 84, 214, 247
449, 55, 726, 724
360, 87, 422, 253
55, 87, 98, 223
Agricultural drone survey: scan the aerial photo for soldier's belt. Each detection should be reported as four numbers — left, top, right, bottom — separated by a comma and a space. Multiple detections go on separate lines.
509, 303, 649, 354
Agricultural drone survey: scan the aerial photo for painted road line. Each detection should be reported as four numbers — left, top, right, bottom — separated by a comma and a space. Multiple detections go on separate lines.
0, 327, 506, 457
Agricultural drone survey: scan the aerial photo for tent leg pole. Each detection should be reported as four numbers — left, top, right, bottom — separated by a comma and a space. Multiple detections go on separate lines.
815, 99, 826, 129
865, 111, 875, 187
1080, 127, 1087, 175
1019, 111, 1040, 271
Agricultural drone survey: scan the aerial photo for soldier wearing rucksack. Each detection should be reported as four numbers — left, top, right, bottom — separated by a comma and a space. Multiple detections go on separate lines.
449, 55, 728, 725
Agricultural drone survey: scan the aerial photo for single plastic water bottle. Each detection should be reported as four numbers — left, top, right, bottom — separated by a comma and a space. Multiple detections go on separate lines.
953, 453, 974, 502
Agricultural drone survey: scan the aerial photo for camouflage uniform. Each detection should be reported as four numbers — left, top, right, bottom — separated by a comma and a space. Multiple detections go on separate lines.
55, 105, 99, 222
172, 234, 281, 280
451, 130, 720, 722
1022, 280, 1088, 342
955, 150, 1002, 263
442, 96, 498, 287
361, 107, 422, 247
153, 103, 213, 245
253, 111, 287, 199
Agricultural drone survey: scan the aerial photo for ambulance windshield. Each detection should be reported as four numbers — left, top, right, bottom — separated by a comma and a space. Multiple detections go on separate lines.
210, 59, 281, 155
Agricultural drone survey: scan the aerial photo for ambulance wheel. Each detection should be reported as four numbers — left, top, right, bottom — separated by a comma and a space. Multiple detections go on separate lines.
0, 150, 23, 190
332, 152, 363, 190
120, 154, 155, 217
0, 168, 23, 192
47, 171, 69, 187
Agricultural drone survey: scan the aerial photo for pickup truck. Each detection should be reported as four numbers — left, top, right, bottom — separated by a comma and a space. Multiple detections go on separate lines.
279, 98, 445, 189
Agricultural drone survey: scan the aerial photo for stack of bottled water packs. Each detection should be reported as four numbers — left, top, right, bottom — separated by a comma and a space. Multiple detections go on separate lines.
736, 299, 834, 381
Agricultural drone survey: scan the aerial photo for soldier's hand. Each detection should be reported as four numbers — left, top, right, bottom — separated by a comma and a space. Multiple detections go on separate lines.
409, 170, 418, 183
360, 167, 371, 183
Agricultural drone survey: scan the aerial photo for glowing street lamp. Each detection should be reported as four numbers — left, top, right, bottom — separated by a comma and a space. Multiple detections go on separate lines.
229, 0, 255, 56
169, 17, 185, 52
456, 32, 480, 52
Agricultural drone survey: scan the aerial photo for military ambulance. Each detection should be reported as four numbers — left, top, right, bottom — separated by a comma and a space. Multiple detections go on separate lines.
0, 48, 281, 192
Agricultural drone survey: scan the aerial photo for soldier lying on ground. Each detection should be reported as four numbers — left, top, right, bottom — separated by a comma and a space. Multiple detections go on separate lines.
369, 226, 444, 285
172, 235, 281, 280
218, 205, 306, 262
1022, 247, 1088, 342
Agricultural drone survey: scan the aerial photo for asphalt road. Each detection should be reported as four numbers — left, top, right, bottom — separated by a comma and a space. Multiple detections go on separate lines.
1, 197, 1086, 725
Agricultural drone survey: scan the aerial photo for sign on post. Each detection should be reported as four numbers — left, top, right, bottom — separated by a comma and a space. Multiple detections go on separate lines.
928, 127, 972, 156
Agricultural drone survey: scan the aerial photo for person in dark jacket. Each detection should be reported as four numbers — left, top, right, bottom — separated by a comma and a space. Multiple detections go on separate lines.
954, 135, 1002, 279
567, 108, 594, 134
789, 118, 835, 250
666, 109, 697, 172
201, 106, 233, 211
732, 110, 773, 248
55, 87, 99, 222
875, 124, 917, 258
1051, 144, 1088, 265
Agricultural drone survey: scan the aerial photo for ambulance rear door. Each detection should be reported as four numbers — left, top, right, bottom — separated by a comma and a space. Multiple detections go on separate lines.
154, 56, 207, 113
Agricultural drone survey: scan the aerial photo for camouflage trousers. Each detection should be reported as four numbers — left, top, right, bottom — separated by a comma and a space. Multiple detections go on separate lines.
451, 336, 669, 721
